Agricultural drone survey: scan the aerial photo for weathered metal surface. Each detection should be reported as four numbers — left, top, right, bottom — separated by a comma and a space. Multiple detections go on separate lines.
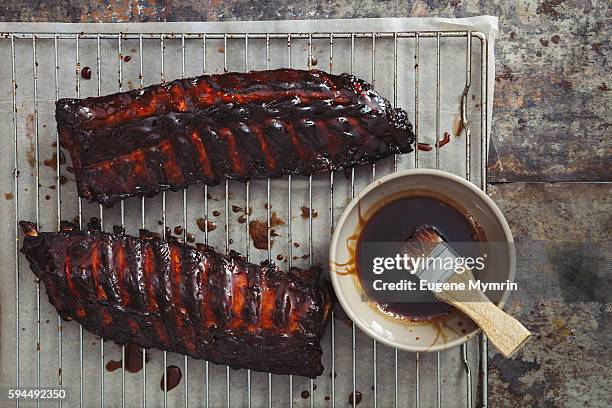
489, 182, 611, 407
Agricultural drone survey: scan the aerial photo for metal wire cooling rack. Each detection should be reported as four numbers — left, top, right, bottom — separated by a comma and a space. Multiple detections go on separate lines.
0, 26, 489, 408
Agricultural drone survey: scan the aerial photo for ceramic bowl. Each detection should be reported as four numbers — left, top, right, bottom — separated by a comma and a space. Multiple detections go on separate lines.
329, 169, 515, 352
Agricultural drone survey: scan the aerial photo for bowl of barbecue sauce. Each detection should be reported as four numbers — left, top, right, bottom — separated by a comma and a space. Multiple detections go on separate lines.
330, 169, 515, 352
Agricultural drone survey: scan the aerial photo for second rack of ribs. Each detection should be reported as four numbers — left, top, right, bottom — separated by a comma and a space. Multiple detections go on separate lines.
20, 220, 331, 378
56, 69, 415, 206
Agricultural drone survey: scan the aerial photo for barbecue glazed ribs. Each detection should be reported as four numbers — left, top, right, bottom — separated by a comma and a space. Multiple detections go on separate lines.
56, 69, 415, 207
20, 219, 331, 378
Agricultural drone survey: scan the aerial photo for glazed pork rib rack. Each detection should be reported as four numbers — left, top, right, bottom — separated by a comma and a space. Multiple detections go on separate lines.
20, 220, 331, 378
56, 68, 415, 207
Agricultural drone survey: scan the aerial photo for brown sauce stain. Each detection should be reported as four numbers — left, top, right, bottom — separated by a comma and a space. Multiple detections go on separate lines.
436, 132, 451, 148
417, 143, 433, 152
4, 192, 13, 200
105, 360, 122, 372
300, 206, 318, 218
212, 210, 221, 217
249, 220, 269, 250
196, 217, 216, 232
104, 347, 148, 373
248, 212, 284, 250
348, 391, 362, 405
160, 365, 182, 391
43, 151, 66, 169
231, 205, 243, 213
81, 67, 91, 80
271, 212, 284, 226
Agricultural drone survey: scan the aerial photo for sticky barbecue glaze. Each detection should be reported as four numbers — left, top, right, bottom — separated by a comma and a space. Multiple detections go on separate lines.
56, 69, 415, 206
20, 219, 331, 378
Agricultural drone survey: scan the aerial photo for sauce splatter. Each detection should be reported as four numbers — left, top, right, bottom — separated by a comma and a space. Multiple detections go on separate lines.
300, 206, 318, 218
160, 365, 182, 391
105, 344, 149, 373
123, 55, 132, 62
174, 226, 184, 235
249, 220, 269, 250
417, 143, 433, 152
81, 67, 92, 80
43, 150, 66, 169
4, 192, 13, 200
212, 210, 221, 217
196, 217, 216, 232
436, 132, 451, 148
349, 391, 362, 405
105, 360, 122, 372
271, 212, 285, 226
301, 390, 310, 399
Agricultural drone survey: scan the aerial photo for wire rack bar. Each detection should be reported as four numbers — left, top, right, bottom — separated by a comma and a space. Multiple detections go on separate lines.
5, 32, 486, 40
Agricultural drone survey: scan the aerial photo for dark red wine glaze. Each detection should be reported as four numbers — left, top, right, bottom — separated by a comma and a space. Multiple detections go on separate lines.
356, 194, 485, 320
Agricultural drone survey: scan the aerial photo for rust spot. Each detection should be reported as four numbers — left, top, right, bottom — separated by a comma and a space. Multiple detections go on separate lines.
495, 65, 514, 82
536, 0, 566, 20
592, 43, 604, 56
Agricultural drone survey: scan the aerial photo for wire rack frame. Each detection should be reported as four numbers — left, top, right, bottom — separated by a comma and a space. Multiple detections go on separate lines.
1, 29, 489, 408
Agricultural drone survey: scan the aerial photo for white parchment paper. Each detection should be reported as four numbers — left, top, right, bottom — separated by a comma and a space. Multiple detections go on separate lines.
0, 17, 498, 408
